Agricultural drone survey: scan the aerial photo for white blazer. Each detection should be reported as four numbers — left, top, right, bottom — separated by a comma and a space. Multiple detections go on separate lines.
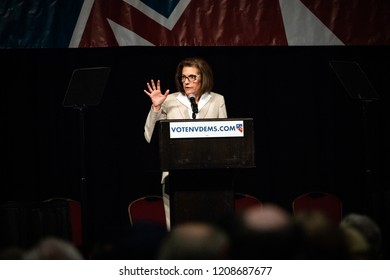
144, 91, 228, 143
144, 91, 228, 184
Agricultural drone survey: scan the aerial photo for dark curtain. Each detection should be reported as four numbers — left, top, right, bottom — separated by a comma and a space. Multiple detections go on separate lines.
1, 46, 389, 249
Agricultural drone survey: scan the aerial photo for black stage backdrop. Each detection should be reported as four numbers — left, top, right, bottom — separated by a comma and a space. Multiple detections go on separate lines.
1, 46, 390, 249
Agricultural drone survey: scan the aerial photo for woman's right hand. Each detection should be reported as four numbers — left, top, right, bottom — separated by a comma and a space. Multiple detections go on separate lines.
144, 79, 169, 112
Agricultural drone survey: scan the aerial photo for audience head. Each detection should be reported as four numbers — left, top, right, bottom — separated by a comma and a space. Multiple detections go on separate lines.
157, 221, 231, 259
23, 236, 84, 260
294, 211, 350, 259
341, 226, 371, 259
231, 203, 304, 259
340, 213, 383, 259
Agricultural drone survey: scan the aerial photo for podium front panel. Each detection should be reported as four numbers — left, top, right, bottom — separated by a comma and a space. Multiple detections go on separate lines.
167, 169, 235, 227
157, 118, 255, 170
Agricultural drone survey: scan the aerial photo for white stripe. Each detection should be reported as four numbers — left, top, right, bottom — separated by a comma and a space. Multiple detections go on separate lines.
279, 0, 344, 46
68, 0, 95, 48
124, 0, 191, 30
108, 19, 154, 46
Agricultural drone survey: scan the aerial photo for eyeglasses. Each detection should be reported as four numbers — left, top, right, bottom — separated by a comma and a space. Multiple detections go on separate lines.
178, 74, 199, 83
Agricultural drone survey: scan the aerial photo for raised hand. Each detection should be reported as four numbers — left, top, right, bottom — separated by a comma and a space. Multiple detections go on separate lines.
144, 79, 169, 111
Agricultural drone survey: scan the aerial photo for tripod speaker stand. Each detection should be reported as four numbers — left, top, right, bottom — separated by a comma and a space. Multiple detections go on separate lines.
63, 67, 111, 251
330, 60, 380, 213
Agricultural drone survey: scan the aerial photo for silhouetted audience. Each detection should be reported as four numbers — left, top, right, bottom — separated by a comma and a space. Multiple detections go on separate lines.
1, 203, 387, 260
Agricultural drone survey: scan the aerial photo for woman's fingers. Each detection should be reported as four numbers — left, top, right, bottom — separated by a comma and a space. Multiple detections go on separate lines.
151, 79, 156, 90
145, 79, 164, 95
146, 82, 153, 92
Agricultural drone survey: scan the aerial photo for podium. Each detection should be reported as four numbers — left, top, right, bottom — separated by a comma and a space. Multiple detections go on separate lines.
155, 118, 255, 227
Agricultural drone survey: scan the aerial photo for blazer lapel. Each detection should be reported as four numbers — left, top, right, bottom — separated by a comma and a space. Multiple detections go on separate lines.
176, 93, 192, 119
197, 93, 212, 118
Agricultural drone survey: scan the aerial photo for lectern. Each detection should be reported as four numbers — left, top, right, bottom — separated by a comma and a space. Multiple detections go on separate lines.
155, 118, 255, 226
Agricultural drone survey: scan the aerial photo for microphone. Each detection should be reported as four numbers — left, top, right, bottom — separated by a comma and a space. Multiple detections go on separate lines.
188, 94, 198, 114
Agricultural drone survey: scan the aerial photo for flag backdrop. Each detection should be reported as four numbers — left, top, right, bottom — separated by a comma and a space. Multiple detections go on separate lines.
1, 0, 390, 48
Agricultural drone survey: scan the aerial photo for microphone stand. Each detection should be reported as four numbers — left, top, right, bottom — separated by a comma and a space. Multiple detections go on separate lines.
74, 104, 89, 254
191, 103, 198, 119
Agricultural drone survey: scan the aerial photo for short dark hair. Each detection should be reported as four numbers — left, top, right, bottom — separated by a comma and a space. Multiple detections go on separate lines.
175, 57, 214, 94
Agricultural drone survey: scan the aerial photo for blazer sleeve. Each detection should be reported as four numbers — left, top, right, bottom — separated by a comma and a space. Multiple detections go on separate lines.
219, 96, 228, 118
144, 106, 162, 143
